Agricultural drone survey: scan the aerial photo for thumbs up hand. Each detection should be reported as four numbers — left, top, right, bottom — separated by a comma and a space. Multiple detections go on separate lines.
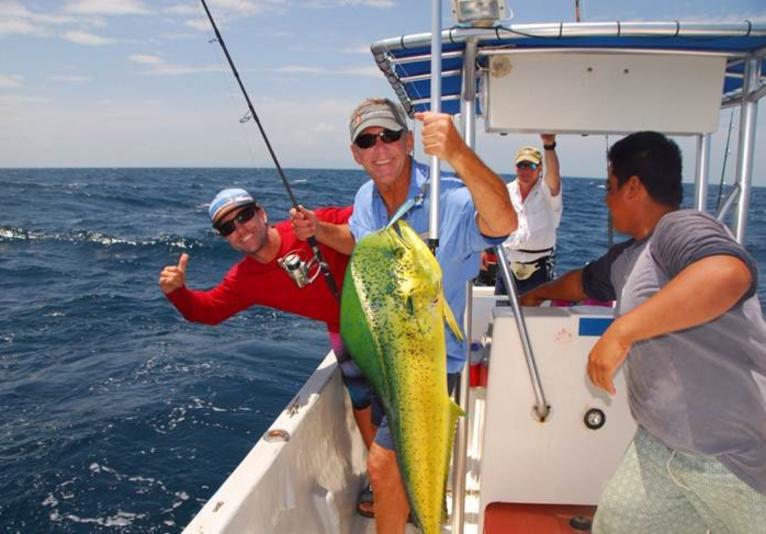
159, 253, 189, 294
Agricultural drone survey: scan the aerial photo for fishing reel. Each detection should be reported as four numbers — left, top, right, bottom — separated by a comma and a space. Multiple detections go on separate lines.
277, 250, 321, 288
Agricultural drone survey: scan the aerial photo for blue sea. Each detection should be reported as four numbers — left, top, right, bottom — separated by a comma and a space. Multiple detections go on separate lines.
1, 168, 764, 533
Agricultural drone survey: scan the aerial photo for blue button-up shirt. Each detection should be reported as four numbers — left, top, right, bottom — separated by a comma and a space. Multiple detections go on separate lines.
349, 159, 504, 372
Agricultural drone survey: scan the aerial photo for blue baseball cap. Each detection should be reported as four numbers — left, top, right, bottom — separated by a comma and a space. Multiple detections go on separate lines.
208, 188, 256, 223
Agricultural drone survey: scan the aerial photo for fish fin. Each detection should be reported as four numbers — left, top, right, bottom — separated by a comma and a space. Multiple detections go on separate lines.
451, 398, 466, 419
443, 297, 464, 342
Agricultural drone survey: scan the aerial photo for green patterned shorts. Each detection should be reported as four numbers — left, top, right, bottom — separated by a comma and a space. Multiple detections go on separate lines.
593, 426, 766, 534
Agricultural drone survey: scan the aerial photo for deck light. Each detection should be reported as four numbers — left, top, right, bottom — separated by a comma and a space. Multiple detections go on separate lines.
451, 0, 509, 27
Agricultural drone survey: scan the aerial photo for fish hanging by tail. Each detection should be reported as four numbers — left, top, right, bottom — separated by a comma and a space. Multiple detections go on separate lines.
340, 219, 464, 534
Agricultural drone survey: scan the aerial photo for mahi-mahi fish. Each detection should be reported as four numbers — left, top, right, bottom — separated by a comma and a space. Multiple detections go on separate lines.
340, 219, 464, 534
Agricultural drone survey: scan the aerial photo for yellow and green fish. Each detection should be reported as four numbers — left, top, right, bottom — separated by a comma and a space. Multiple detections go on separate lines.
340, 220, 464, 534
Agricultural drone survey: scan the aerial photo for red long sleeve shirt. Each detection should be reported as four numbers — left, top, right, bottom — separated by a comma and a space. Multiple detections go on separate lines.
166, 206, 352, 333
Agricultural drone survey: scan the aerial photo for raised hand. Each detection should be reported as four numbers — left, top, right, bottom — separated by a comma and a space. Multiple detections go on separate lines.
159, 253, 189, 295
414, 111, 465, 162
540, 133, 556, 145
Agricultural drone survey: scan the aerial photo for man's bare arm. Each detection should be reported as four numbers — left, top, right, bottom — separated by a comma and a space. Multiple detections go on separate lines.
519, 269, 588, 305
290, 207, 355, 255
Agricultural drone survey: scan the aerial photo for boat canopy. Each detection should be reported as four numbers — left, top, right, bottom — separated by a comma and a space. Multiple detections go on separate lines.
371, 21, 766, 119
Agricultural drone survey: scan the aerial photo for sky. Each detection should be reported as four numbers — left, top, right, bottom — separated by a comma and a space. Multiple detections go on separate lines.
1, 0, 765, 184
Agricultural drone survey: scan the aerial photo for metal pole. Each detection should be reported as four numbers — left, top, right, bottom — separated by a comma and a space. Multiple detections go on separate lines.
451, 282, 472, 534
451, 37, 479, 534
460, 38, 478, 146
734, 57, 759, 243
693, 134, 710, 212
495, 245, 550, 421
605, 135, 613, 248
428, 0, 442, 253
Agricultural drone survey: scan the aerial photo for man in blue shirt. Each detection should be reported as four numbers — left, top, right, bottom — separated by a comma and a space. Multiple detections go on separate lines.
292, 97, 516, 533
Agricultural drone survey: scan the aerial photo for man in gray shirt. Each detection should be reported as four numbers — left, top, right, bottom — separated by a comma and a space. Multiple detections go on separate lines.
521, 131, 766, 533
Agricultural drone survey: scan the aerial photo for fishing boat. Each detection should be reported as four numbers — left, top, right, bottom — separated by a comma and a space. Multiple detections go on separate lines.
183, 3, 765, 533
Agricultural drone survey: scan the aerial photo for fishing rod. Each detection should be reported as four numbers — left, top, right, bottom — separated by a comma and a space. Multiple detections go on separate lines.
715, 109, 736, 211
199, 0, 339, 301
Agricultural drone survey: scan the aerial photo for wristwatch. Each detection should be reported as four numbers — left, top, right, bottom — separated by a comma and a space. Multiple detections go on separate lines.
543, 142, 557, 150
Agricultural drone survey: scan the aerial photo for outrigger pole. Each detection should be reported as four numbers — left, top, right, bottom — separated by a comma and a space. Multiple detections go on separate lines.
199, 0, 340, 301
427, 0, 442, 254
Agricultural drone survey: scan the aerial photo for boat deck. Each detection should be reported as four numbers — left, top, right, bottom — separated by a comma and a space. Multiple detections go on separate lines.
483, 503, 595, 534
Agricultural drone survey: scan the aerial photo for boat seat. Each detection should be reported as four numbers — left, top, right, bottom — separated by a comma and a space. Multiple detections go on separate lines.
483, 502, 596, 534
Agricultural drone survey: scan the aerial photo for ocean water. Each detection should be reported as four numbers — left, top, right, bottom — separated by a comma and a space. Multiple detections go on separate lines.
1, 168, 764, 533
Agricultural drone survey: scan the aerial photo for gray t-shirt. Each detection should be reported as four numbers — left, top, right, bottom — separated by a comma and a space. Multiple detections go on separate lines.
582, 210, 766, 493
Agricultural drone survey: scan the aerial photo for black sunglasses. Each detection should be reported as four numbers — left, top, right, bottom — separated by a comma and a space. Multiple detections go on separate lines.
516, 161, 539, 170
354, 129, 404, 149
215, 204, 258, 237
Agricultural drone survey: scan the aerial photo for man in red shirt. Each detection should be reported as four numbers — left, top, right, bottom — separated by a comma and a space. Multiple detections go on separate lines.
158, 188, 376, 447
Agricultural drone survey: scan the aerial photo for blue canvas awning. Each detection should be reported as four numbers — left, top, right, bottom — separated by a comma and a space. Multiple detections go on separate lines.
370, 21, 766, 117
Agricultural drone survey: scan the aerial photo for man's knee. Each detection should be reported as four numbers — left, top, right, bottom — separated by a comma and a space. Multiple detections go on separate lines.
367, 445, 398, 487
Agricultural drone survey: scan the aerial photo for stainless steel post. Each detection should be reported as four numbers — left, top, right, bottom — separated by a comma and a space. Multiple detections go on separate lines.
451, 37, 479, 534
693, 134, 710, 212
734, 57, 759, 243
428, 0, 442, 247
495, 245, 550, 421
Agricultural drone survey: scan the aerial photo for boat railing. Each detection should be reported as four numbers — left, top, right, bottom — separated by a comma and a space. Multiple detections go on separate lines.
494, 245, 550, 422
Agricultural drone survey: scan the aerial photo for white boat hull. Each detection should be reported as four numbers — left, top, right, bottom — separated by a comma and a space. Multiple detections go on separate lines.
183, 353, 368, 534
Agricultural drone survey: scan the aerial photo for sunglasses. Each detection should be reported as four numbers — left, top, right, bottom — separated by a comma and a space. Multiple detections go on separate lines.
354, 129, 404, 149
516, 161, 539, 170
215, 204, 257, 237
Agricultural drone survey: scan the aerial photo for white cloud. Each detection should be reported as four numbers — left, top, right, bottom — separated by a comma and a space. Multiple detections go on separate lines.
342, 45, 372, 54
165, 4, 200, 16
49, 75, 93, 83
185, 17, 214, 31
337, 0, 395, 7
0, 74, 23, 89
210, 0, 275, 16
157, 31, 200, 41
297, 0, 395, 7
0, 0, 26, 16
0, 18, 41, 35
177, 1, 289, 32
274, 65, 326, 74
0, 1, 82, 36
64, 0, 151, 16
274, 64, 380, 77
337, 66, 380, 77
141, 63, 227, 76
129, 54, 165, 65
62, 30, 115, 45
0, 94, 54, 109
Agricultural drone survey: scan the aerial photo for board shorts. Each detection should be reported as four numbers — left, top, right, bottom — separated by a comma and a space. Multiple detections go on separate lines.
329, 331, 373, 411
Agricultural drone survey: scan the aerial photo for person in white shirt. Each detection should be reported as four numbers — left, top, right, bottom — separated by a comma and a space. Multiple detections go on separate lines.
495, 134, 562, 295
